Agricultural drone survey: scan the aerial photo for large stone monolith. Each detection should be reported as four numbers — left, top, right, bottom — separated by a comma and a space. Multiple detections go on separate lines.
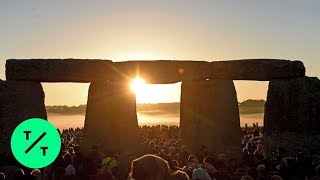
264, 77, 320, 157
81, 82, 139, 155
114, 61, 210, 84
6, 59, 211, 84
211, 59, 305, 80
0, 80, 47, 154
180, 80, 241, 156
6, 59, 113, 82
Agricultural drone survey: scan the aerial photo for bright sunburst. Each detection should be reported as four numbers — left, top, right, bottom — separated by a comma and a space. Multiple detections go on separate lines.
129, 76, 180, 104
130, 77, 146, 94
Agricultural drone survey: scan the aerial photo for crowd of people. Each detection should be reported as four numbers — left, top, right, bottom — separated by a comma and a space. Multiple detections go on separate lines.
1, 124, 320, 180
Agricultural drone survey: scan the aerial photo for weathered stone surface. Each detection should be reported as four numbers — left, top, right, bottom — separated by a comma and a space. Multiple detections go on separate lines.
6, 59, 211, 83
6, 59, 305, 82
113, 60, 211, 84
81, 82, 139, 154
6, 59, 113, 82
180, 80, 241, 156
211, 59, 305, 80
264, 77, 320, 157
0, 80, 47, 154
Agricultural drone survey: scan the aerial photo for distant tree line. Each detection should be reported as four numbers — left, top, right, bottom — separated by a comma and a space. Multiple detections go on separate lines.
46, 99, 266, 115
239, 99, 265, 114
238, 99, 265, 107
46, 105, 86, 115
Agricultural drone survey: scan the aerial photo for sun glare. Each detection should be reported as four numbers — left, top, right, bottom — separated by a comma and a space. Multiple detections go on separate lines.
129, 76, 180, 104
130, 77, 146, 94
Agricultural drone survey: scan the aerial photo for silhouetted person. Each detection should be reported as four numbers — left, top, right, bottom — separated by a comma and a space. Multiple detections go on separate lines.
83, 145, 100, 176
30, 169, 41, 180
241, 148, 253, 167
72, 145, 83, 175
196, 145, 209, 163
14, 169, 25, 180
129, 154, 171, 180
0, 172, 5, 180
63, 153, 75, 177
311, 165, 320, 180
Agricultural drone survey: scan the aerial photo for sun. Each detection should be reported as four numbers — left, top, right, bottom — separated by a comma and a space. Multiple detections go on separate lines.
130, 77, 146, 94
129, 77, 178, 103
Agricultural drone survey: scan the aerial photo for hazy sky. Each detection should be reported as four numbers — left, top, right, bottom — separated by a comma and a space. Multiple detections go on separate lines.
1, 1, 319, 105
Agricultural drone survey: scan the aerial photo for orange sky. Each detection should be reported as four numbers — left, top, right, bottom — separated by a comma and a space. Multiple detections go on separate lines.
0, 1, 319, 105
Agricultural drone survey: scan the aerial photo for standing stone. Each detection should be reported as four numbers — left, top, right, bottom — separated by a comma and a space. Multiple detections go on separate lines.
0, 80, 47, 154
264, 77, 320, 157
81, 82, 139, 155
180, 80, 240, 156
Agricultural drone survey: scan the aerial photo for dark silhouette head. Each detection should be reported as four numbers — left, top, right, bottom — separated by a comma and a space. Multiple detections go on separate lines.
0, 172, 5, 180
14, 169, 25, 180
130, 154, 170, 180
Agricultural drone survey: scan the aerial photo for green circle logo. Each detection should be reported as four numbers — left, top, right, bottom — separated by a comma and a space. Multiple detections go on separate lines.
11, 118, 61, 168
